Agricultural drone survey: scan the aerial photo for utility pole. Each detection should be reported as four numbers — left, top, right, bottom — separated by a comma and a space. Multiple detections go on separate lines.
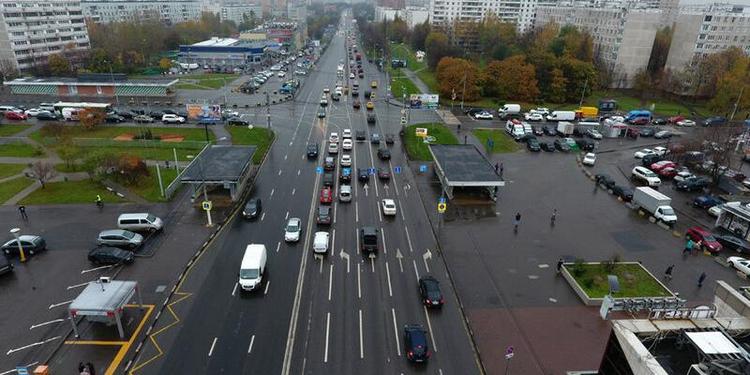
730, 86, 745, 122
579, 77, 589, 108
461, 71, 467, 110
266, 91, 271, 129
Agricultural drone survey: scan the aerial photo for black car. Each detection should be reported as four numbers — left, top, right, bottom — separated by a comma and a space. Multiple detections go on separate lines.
36, 111, 58, 121
703, 116, 727, 127
378, 168, 391, 180
88, 246, 134, 265
352, 89, 359, 97
612, 185, 633, 201
717, 234, 750, 254
533, 127, 544, 136
356, 130, 366, 141
576, 139, 595, 151
404, 324, 431, 363
1, 235, 46, 258
540, 142, 555, 152
385, 133, 395, 145
149, 111, 165, 119
316, 206, 332, 225
641, 154, 664, 167
378, 147, 391, 160
358, 168, 369, 182
317, 107, 326, 118
367, 113, 377, 124
676, 176, 710, 192
526, 138, 541, 152
307, 143, 319, 159
693, 195, 722, 209
323, 172, 334, 187
543, 126, 558, 136
243, 198, 262, 219
323, 156, 335, 171
595, 174, 616, 190
418, 276, 444, 307
371, 133, 381, 144
553, 139, 570, 152
464, 108, 484, 117
227, 116, 250, 126
340, 167, 352, 183
105, 114, 125, 123
652, 118, 667, 125
639, 128, 656, 137
116, 110, 136, 119
0, 255, 12, 276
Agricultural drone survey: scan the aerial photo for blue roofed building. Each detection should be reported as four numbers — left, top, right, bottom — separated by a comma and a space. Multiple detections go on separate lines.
178, 37, 273, 70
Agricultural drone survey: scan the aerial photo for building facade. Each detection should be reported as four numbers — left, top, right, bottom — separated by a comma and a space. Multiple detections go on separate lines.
217, 2, 262, 25
179, 37, 269, 69
4, 75, 178, 98
81, 0, 202, 24
535, 6, 662, 88
0, 0, 90, 73
517, 0, 557, 33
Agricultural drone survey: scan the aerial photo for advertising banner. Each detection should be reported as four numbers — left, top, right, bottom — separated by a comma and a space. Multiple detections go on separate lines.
409, 94, 439, 109
186, 104, 222, 123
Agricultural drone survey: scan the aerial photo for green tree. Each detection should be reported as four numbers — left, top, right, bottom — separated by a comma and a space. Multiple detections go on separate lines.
48, 54, 71, 76
558, 56, 596, 102
478, 14, 517, 60
410, 21, 430, 51
159, 57, 172, 71
389, 17, 409, 44
57, 143, 80, 170
436, 57, 481, 101
708, 55, 750, 116
425, 31, 454, 68
548, 68, 567, 103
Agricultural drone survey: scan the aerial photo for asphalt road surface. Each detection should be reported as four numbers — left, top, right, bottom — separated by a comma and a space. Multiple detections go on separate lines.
137, 18, 480, 375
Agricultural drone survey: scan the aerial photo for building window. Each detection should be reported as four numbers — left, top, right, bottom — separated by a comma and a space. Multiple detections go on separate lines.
696, 43, 703, 49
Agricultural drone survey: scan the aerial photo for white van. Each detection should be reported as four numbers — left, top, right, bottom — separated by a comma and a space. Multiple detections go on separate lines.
117, 213, 164, 232
62, 107, 79, 121
505, 120, 525, 139
239, 244, 267, 292
339, 185, 352, 202
313, 232, 329, 254
546, 111, 576, 122
39, 103, 55, 112
498, 104, 521, 117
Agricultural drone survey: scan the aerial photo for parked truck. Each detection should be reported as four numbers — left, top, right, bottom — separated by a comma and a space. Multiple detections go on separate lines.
547, 110, 576, 122
498, 104, 522, 119
506, 119, 525, 139
557, 121, 574, 136
632, 187, 677, 225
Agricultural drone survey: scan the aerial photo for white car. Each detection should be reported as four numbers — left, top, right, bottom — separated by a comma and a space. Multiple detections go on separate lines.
349, 73, 355, 79
534, 107, 550, 116
582, 153, 596, 166
284, 217, 302, 242
708, 204, 724, 217
586, 129, 603, 139
328, 142, 339, 154
270, 65, 281, 71
294, 70, 307, 76
674, 170, 694, 182
381, 199, 397, 216
653, 146, 668, 156
162, 114, 186, 124
329, 132, 339, 144
474, 111, 493, 120
632, 166, 661, 187
340, 154, 352, 166
525, 113, 544, 121
24, 108, 45, 117
313, 231, 330, 254
342, 129, 352, 139
342, 139, 353, 150
677, 119, 696, 127
323, 87, 330, 94
320, 97, 328, 107
277, 71, 286, 78
728, 256, 750, 276
634, 148, 655, 159
610, 115, 625, 122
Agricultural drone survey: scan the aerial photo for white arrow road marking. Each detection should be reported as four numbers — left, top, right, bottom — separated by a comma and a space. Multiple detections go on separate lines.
29, 319, 65, 330
49, 300, 74, 310
422, 249, 433, 273
396, 248, 404, 272
67, 281, 92, 290
339, 249, 350, 273
80, 265, 112, 274
6, 337, 60, 355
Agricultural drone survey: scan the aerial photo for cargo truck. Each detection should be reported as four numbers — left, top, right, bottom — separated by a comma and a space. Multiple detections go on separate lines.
632, 187, 677, 225
557, 121, 574, 136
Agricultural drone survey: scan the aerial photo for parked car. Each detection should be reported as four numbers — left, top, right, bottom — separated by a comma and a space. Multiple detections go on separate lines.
703, 116, 727, 127
134, 115, 154, 123
677, 119, 696, 127
540, 142, 555, 152
582, 153, 596, 166
668, 115, 685, 124
641, 154, 665, 168
685, 226, 722, 253
693, 195, 723, 209
657, 167, 678, 179
88, 245, 134, 265
676, 176, 709, 192
5, 111, 27, 120
527, 138, 541, 152
612, 185, 634, 201
595, 174, 617, 190
96, 229, 143, 249
404, 324, 431, 363
542, 126, 558, 136
553, 139, 570, 152
631, 166, 661, 187
419, 276, 444, 307
36, 111, 58, 121
0, 256, 12, 276
106, 114, 125, 123
533, 126, 544, 136
586, 129, 603, 139
718, 235, 750, 254
576, 139, 595, 151
674, 170, 694, 182
652, 118, 668, 125
474, 111, 493, 120
654, 130, 673, 139
728, 257, 750, 276
639, 128, 656, 137
243, 198, 262, 219
525, 113, 544, 122
227, 116, 250, 126
634, 149, 656, 159
650, 161, 677, 173
1, 235, 46, 257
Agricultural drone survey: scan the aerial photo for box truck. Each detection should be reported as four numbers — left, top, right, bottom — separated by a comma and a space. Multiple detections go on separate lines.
547, 111, 576, 122
576, 106, 599, 119
498, 104, 521, 118
632, 187, 677, 225
557, 121, 575, 136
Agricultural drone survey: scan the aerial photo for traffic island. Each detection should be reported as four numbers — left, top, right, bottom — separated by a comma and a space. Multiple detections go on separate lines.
561, 260, 675, 306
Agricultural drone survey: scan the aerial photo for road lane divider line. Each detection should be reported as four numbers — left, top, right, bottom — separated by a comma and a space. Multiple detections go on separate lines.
278, 169, 283, 176
270, 188, 275, 198
357, 263, 362, 299
385, 261, 393, 297
276, 241, 281, 253
378, 204, 383, 222
231, 282, 238, 297
285, 211, 289, 220
413, 259, 420, 280
292, 188, 296, 195
423, 306, 437, 352
328, 264, 333, 301
298, 169, 301, 175
333, 202, 338, 224
381, 227, 387, 255
208, 337, 217, 357
264, 280, 270, 295
398, 199, 405, 221
260, 212, 266, 221
405, 226, 413, 253
359, 309, 364, 359
391, 308, 401, 357
247, 334, 255, 354
355, 201, 359, 222
284, 154, 288, 160
324, 312, 331, 363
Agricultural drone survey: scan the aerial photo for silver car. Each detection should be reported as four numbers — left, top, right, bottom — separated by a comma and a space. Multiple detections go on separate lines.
97, 229, 143, 249
284, 218, 302, 242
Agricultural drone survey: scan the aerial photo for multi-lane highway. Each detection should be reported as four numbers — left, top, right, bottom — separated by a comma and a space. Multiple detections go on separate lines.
143, 14, 480, 375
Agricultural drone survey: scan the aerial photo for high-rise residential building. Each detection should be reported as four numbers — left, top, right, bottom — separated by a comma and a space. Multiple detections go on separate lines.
665, 4, 750, 73
0, 0, 90, 73
217, 2, 262, 25
535, 5, 662, 88
517, 0, 557, 33
81, 0, 203, 24
429, 0, 560, 33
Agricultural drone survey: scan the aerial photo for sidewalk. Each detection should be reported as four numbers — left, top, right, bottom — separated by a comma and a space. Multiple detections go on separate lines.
402, 68, 431, 94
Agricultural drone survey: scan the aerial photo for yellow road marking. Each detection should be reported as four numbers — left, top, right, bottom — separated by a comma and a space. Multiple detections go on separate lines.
64, 341, 128, 345
128, 292, 191, 374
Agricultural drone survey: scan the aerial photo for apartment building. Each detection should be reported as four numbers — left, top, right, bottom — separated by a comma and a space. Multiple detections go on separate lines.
81, 0, 202, 24
666, 4, 750, 72
217, 2, 262, 25
517, 0, 557, 32
535, 5, 662, 88
0, 0, 90, 73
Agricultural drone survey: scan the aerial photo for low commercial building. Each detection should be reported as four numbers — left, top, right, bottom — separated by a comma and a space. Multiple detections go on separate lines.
428, 144, 505, 200
81, 0, 203, 24
179, 37, 270, 69
4, 74, 178, 98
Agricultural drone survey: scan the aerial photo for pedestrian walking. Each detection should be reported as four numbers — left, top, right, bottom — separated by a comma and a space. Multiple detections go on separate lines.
18, 205, 27, 221
551, 208, 557, 226
557, 258, 564, 273
86, 362, 95, 375
698, 272, 707, 287
499, 162, 504, 178
457, 123, 461, 133
514, 212, 521, 232
664, 265, 674, 280
494, 162, 499, 174
683, 238, 694, 254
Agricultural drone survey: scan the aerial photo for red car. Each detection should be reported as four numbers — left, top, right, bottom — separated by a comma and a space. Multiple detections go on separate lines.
669, 115, 685, 124
650, 160, 677, 172
630, 117, 649, 125
686, 226, 723, 253
657, 167, 678, 179
320, 187, 333, 204
5, 111, 27, 120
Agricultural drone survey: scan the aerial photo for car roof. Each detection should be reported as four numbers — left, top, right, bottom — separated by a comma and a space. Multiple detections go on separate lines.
99, 229, 130, 236
288, 218, 301, 225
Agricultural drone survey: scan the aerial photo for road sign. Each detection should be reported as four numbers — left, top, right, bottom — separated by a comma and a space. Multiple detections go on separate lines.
202, 201, 212, 211
394, 166, 402, 174
401, 117, 407, 125
438, 197, 446, 204
16, 367, 29, 375
316, 166, 323, 174
437, 203, 447, 213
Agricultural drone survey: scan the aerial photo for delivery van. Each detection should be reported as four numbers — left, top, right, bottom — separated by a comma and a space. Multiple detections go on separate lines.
576, 106, 598, 119
239, 244, 267, 292
546, 111, 576, 122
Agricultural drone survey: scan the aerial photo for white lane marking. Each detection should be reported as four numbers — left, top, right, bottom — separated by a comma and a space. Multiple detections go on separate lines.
381, 228, 387, 255
208, 337, 218, 357
264, 280, 271, 295
359, 309, 364, 359
328, 264, 334, 301
29, 319, 64, 330
423, 249, 432, 273
278, 169, 283, 176
6, 337, 60, 355
355, 201, 359, 222
391, 308, 401, 356
378, 204, 383, 222
80, 265, 112, 274
423, 306, 438, 352
298, 169, 301, 176
396, 249, 404, 272
66, 281, 91, 290
49, 300, 74, 309
319, 255, 324, 274
412, 259, 420, 280
247, 335, 256, 354
385, 261, 393, 297
398, 199, 405, 221
270, 188, 275, 197
405, 226, 414, 253
289, 141, 293, 146
357, 263, 362, 299
0, 363, 38, 375
232, 282, 239, 296
370, 257, 375, 273
324, 312, 331, 363
333, 202, 338, 224
276, 242, 281, 252
292, 188, 296, 195
284, 154, 288, 160
331, 228, 336, 258
285, 211, 289, 220
538, 264, 549, 268
260, 212, 266, 221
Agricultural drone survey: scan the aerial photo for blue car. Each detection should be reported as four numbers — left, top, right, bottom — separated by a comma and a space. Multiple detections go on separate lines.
693, 195, 723, 209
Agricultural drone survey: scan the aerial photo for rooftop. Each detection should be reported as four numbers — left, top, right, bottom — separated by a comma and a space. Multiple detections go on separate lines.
429, 144, 504, 187
192, 37, 239, 47
5, 76, 178, 86
181, 145, 257, 183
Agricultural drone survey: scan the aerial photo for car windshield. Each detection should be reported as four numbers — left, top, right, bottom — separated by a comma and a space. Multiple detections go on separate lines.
287, 223, 299, 232
704, 234, 716, 242
122, 231, 135, 239
147, 214, 157, 222
644, 170, 657, 177
661, 208, 675, 215
240, 268, 260, 279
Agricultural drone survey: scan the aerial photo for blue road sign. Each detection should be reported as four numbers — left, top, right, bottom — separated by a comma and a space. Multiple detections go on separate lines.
16, 367, 29, 375
368, 167, 376, 175
438, 197, 446, 204
316, 166, 323, 174
394, 166, 402, 174
419, 165, 427, 173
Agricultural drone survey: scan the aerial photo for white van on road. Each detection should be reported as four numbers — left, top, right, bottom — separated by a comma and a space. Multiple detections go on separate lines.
239, 244, 267, 292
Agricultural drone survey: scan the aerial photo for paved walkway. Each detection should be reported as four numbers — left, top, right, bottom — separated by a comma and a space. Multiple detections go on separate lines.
402, 68, 430, 94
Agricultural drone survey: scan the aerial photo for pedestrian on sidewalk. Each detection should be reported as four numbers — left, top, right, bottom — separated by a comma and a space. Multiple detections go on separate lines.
18, 205, 27, 221
698, 272, 707, 287
664, 265, 674, 280
494, 162, 499, 174
464, 135, 467, 144
514, 212, 521, 232
683, 238, 694, 255
557, 258, 564, 274
500, 162, 504, 179
457, 123, 461, 133
551, 208, 557, 226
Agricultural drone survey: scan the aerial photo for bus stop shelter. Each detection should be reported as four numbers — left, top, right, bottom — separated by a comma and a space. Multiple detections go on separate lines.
428, 144, 505, 199
68, 279, 143, 339
180, 145, 257, 202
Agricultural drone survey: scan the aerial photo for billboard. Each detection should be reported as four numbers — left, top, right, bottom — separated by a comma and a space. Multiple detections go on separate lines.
186, 104, 221, 123
409, 94, 439, 109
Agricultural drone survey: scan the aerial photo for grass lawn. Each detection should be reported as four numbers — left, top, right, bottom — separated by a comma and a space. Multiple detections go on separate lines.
0, 124, 30, 137
472, 129, 519, 154
126, 166, 179, 202
569, 262, 671, 298
0, 164, 26, 179
226, 126, 275, 164
580, 90, 699, 117
0, 177, 34, 204
20, 179, 128, 205
0, 142, 45, 158
390, 43, 439, 93
31, 126, 215, 143
404, 123, 459, 161
390, 72, 421, 99
174, 73, 237, 90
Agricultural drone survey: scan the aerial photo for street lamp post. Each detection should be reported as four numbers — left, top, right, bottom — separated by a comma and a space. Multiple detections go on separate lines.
187, 155, 213, 227
10, 228, 25, 263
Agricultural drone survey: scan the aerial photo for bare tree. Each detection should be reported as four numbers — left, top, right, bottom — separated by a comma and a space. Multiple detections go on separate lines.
693, 125, 744, 184
30, 161, 56, 189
